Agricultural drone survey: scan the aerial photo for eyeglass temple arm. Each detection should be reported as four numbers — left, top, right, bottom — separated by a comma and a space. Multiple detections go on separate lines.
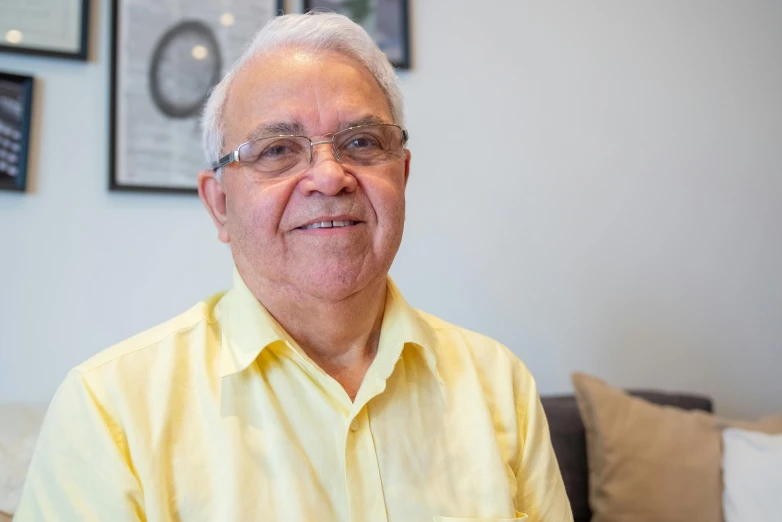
212, 150, 239, 171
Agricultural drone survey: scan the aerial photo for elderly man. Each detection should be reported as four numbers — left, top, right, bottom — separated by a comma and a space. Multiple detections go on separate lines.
16, 12, 572, 522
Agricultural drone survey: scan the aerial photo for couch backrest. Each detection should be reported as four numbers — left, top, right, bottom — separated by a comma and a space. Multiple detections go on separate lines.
540, 391, 713, 522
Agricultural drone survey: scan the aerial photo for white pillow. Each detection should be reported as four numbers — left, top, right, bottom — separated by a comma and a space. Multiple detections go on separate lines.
722, 427, 782, 522
0, 403, 47, 514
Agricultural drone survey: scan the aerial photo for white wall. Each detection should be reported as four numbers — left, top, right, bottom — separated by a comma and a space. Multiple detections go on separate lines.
1, 0, 780, 418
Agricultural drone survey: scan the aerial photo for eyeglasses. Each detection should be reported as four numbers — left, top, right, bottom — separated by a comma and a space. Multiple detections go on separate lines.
212, 123, 409, 182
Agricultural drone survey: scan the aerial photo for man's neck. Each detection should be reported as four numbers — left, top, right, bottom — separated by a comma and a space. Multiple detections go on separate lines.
250, 275, 388, 400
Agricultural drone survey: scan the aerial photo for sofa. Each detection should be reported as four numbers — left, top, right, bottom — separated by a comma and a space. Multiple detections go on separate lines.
0, 403, 47, 522
540, 391, 714, 522
1, 392, 713, 522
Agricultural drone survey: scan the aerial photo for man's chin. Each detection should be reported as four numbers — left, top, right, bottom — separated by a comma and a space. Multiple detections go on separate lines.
282, 265, 382, 302
295, 275, 368, 302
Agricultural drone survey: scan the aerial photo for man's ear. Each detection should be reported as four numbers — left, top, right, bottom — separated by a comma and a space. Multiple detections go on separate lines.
198, 170, 230, 243
403, 149, 411, 188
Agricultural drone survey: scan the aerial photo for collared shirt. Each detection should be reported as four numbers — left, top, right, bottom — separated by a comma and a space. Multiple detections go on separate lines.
16, 269, 573, 522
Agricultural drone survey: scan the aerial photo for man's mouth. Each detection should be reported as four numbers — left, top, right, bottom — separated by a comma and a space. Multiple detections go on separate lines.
298, 220, 360, 230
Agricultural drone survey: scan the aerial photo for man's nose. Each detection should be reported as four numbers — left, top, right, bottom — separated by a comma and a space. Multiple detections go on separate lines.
297, 141, 358, 196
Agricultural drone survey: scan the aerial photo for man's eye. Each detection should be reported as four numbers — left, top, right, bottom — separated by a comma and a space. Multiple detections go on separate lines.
346, 136, 382, 149
261, 144, 294, 159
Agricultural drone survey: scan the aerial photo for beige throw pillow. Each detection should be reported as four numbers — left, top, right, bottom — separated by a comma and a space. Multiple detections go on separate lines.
572, 372, 782, 522
574, 373, 709, 522
720, 414, 782, 434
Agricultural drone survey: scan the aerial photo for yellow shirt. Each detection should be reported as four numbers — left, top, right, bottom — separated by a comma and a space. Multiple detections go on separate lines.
16, 270, 572, 522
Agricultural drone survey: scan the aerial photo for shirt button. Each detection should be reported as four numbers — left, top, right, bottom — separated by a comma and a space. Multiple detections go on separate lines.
350, 419, 359, 432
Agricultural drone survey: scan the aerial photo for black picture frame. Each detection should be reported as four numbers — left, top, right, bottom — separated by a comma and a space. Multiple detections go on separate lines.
0, 72, 34, 193
109, 0, 284, 194
0, 0, 90, 61
302, 0, 410, 69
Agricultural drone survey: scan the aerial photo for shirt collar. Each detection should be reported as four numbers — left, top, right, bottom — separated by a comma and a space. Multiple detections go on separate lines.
372, 278, 442, 383
217, 268, 294, 378
217, 267, 440, 382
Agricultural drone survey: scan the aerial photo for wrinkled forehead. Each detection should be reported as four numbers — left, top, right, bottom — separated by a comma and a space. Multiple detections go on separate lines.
222, 47, 393, 146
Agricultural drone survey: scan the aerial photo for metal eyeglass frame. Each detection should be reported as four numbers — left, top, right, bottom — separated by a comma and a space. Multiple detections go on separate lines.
211, 123, 409, 172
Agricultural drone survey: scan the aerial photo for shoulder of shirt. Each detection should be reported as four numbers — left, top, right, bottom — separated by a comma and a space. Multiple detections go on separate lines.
73, 291, 226, 375
413, 308, 533, 376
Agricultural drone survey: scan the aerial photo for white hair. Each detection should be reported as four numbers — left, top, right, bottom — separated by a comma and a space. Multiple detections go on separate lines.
201, 12, 406, 176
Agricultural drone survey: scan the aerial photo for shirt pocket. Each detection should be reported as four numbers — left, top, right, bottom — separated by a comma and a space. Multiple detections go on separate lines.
433, 513, 528, 521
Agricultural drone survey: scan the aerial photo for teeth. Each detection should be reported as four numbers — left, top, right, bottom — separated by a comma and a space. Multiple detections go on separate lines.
300, 220, 356, 230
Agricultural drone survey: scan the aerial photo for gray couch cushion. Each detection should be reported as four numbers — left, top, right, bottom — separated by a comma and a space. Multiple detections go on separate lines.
541, 391, 713, 522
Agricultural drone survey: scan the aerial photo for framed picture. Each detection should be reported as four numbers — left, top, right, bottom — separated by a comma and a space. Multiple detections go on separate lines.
0, 72, 34, 193
109, 0, 284, 193
0, 0, 90, 60
302, 0, 410, 69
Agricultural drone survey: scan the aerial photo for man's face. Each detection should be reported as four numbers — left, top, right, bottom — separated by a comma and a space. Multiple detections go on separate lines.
201, 48, 410, 301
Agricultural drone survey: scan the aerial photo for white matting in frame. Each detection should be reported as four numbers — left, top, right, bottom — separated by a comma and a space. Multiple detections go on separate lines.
0, 0, 89, 60
109, 0, 283, 193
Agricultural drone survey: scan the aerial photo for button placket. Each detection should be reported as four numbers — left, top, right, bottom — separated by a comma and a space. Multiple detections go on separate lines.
343, 406, 388, 522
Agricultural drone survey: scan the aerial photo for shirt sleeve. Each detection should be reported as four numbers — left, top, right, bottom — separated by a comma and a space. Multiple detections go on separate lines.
14, 370, 144, 522
514, 371, 574, 522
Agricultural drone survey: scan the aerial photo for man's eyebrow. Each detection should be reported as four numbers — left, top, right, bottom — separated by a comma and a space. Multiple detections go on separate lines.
337, 115, 388, 132
245, 121, 306, 142
244, 115, 391, 142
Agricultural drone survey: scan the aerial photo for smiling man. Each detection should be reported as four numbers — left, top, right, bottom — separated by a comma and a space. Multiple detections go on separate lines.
16, 13, 572, 522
